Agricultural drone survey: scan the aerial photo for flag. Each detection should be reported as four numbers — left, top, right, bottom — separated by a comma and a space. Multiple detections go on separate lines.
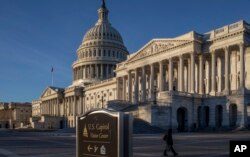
51, 67, 54, 72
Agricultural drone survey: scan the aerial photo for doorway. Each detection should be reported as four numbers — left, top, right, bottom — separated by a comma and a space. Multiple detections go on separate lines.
177, 107, 188, 132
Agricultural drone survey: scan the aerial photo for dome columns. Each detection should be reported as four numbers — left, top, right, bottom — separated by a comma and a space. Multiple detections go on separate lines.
73, 63, 117, 84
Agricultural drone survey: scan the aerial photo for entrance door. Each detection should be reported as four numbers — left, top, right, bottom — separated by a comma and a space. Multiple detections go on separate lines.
229, 104, 237, 127
60, 120, 64, 129
177, 107, 188, 132
215, 105, 223, 127
204, 106, 209, 127
5, 123, 9, 129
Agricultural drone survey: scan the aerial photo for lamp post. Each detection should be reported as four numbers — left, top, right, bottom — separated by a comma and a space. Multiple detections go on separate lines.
101, 96, 104, 109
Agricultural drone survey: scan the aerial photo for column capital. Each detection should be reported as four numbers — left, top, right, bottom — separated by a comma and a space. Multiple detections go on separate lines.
223, 46, 229, 52
190, 51, 195, 55
238, 42, 245, 47
211, 50, 216, 54
134, 68, 139, 73
199, 54, 203, 59
127, 69, 132, 74
179, 54, 184, 59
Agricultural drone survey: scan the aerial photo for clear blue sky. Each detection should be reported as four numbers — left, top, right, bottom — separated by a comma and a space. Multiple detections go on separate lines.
0, 0, 250, 102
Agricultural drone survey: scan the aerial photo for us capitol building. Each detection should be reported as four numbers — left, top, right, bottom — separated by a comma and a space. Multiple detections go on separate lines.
31, 1, 250, 131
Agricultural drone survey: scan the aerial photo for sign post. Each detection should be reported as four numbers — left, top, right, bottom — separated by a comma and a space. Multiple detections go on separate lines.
77, 109, 132, 157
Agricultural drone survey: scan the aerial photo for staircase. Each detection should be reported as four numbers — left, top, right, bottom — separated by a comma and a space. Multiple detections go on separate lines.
133, 118, 165, 134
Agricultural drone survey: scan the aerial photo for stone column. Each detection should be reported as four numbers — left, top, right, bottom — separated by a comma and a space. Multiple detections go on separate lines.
111, 65, 114, 77
90, 65, 92, 78
73, 97, 76, 117
86, 65, 89, 79
190, 53, 195, 93
199, 55, 204, 94
134, 68, 139, 103
150, 63, 155, 99
77, 67, 80, 80
141, 66, 146, 102
91, 65, 94, 78
83, 66, 85, 79
128, 70, 132, 102
122, 76, 126, 100
239, 43, 245, 91
76, 69, 78, 80
179, 55, 184, 92
159, 61, 164, 92
80, 67, 83, 79
95, 64, 99, 78
101, 64, 103, 79
116, 78, 120, 99
188, 58, 191, 92
106, 64, 109, 79
169, 58, 173, 91
224, 46, 229, 94
210, 51, 216, 95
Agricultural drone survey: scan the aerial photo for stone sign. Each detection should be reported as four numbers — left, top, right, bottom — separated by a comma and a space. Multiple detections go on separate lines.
77, 110, 126, 157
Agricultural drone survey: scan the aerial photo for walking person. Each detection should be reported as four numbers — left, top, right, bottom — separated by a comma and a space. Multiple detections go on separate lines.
163, 129, 178, 156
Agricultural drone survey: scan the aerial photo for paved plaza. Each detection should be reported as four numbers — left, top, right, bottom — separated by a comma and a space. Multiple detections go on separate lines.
0, 130, 250, 157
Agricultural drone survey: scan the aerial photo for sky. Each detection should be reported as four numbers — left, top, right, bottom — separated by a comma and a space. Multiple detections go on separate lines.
0, 0, 250, 102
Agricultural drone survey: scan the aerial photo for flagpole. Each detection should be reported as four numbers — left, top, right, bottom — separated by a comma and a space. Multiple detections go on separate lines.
51, 67, 54, 86
52, 71, 54, 86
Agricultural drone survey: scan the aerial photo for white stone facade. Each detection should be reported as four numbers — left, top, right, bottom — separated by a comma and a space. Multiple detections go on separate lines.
32, 1, 250, 131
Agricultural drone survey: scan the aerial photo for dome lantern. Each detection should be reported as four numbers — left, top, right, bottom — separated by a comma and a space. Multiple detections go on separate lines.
96, 0, 110, 26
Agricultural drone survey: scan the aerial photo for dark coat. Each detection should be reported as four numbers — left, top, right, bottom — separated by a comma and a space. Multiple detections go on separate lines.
163, 129, 173, 145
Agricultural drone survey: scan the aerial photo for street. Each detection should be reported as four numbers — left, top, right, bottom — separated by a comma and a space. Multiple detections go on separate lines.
0, 130, 250, 157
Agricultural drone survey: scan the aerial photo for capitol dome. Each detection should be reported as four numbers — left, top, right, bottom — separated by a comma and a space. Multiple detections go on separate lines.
82, 22, 124, 44
72, 0, 129, 86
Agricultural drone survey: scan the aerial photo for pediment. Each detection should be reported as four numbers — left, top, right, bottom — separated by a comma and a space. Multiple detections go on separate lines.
127, 39, 190, 63
40, 87, 63, 98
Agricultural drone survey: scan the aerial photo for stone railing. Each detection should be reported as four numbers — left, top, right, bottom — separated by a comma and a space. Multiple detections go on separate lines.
117, 62, 126, 69
204, 20, 246, 40
85, 78, 115, 89
215, 92, 225, 97
157, 91, 172, 99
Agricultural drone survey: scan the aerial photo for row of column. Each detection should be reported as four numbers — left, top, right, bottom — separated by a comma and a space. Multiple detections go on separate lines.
124, 57, 177, 103
41, 99, 59, 116
73, 64, 116, 80
209, 43, 245, 95
119, 42, 245, 103
63, 96, 84, 117
78, 49, 125, 60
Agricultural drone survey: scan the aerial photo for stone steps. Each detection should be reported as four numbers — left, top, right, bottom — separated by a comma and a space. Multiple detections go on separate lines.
133, 118, 165, 134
